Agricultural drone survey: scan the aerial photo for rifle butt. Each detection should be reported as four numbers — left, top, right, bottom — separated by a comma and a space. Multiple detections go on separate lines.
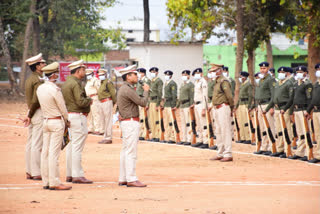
272, 143, 277, 154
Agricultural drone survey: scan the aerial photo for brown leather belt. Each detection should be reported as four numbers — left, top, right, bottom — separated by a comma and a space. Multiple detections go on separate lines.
47, 116, 61, 120
68, 112, 88, 117
89, 94, 98, 97
101, 98, 112, 103
215, 103, 229, 109
120, 117, 139, 122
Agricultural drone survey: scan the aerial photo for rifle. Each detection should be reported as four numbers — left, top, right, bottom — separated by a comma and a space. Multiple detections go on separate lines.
254, 109, 262, 152
143, 107, 150, 140
170, 108, 181, 143
246, 108, 256, 144
291, 116, 298, 148
159, 107, 165, 141
204, 97, 215, 148
62, 127, 70, 150
233, 111, 240, 142
189, 106, 197, 145
259, 104, 277, 154
280, 113, 292, 157
303, 112, 314, 160
310, 112, 316, 144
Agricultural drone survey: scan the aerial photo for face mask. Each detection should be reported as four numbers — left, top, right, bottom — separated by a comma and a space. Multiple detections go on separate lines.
316, 70, 320, 78
222, 72, 228, 78
296, 73, 304, 80
238, 77, 242, 83
207, 73, 212, 79
150, 72, 156, 78
255, 79, 260, 84
165, 75, 171, 81
278, 73, 286, 80
194, 73, 201, 80
137, 73, 142, 79
86, 75, 93, 80
211, 72, 217, 78
258, 73, 264, 79
182, 76, 188, 81
99, 75, 106, 81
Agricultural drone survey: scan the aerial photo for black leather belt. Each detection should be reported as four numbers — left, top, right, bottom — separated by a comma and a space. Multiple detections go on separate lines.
240, 98, 248, 101
259, 99, 270, 104
195, 101, 201, 105
314, 106, 320, 112
294, 104, 307, 111
275, 102, 287, 109
181, 100, 190, 104
209, 96, 212, 100
151, 96, 157, 100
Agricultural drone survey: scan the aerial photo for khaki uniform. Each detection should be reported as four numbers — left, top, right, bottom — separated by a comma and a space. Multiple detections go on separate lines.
265, 77, 294, 155
98, 79, 116, 141
85, 77, 103, 133
212, 76, 234, 157
25, 72, 44, 176
194, 77, 208, 144
255, 74, 276, 151
149, 77, 163, 140
117, 82, 149, 182
61, 76, 91, 178
37, 81, 68, 187
236, 79, 253, 142
177, 80, 194, 143
163, 79, 178, 142
137, 76, 151, 139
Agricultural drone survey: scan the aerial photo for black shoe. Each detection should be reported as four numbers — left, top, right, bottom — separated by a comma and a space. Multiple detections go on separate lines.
308, 158, 320, 163
199, 144, 209, 149
177, 141, 184, 145
191, 142, 203, 147
236, 140, 244, 144
168, 141, 175, 144
288, 155, 302, 160
160, 141, 167, 143
183, 142, 191, 146
292, 146, 297, 150
43, 186, 49, 190
253, 150, 264, 155
139, 137, 145, 140
280, 154, 287, 158
299, 156, 308, 161
213, 135, 216, 140
313, 141, 317, 145
154, 138, 160, 142
244, 140, 251, 144
263, 151, 272, 156
209, 145, 218, 150
270, 152, 284, 157
251, 142, 256, 146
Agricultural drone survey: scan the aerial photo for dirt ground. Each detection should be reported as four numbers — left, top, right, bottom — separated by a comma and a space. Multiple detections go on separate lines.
0, 102, 319, 214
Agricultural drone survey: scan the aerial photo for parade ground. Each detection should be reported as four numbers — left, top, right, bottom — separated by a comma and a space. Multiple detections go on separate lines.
0, 102, 319, 214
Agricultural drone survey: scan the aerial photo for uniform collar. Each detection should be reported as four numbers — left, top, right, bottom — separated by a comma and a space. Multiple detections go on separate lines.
125, 81, 135, 89
152, 76, 158, 82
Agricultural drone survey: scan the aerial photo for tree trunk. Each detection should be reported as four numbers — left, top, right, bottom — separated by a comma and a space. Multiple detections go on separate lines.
234, 0, 244, 103
32, 16, 40, 55
307, 30, 320, 83
20, 0, 36, 90
247, 49, 255, 85
266, 38, 273, 68
143, 0, 150, 42
0, 18, 23, 95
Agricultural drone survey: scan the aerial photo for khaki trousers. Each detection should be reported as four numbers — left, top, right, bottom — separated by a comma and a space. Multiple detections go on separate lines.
313, 112, 320, 159
180, 107, 192, 142
238, 105, 250, 141
258, 104, 275, 151
274, 110, 292, 154
294, 111, 312, 157
164, 107, 175, 141
194, 103, 208, 144
214, 105, 232, 158
26, 109, 43, 176
88, 95, 104, 133
101, 100, 113, 140
66, 113, 88, 177
119, 120, 140, 182
149, 102, 160, 139
41, 119, 64, 187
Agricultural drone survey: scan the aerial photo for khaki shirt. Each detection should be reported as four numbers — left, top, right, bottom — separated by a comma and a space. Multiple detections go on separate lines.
117, 82, 149, 119
98, 79, 117, 103
194, 77, 208, 109
25, 72, 43, 118
85, 77, 100, 97
212, 75, 234, 109
61, 76, 91, 113
37, 81, 68, 123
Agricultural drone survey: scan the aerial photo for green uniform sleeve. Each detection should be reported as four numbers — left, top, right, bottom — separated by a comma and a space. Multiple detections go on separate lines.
107, 82, 117, 104
222, 81, 234, 109
305, 83, 313, 105
156, 80, 163, 106
247, 83, 253, 109
171, 82, 177, 108
283, 83, 294, 112
27, 82, 42, 118
190, 83, 194, 105
73, 83, 92, 108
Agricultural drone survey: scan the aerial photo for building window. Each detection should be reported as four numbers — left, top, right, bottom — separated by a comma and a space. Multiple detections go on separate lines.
126, 38, 135, 42
128, 30, 133, 33
298, 39, 304, 45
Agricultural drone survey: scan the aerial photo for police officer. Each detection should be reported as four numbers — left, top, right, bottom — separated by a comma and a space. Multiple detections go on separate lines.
176, 70, 194, 145
209, 64, 234, 162
98, 68, 116, 144
163, 70, 178, 144
117, 65, 149, 187
37, 62, 72, 190
207, 68, 216, 142
222, 66, 235, 96
85, 69, 103, 135
254, 62, 276, 155
264, 67, 294, 158
234, 71, 253, 144
192, 68, 208, 148
62, 60, 93, 184
305, 63, 320, 163
136, 68, 151, 140
287, 66, 313, 161
149, 67, 163, 142
23, 53, 46, 180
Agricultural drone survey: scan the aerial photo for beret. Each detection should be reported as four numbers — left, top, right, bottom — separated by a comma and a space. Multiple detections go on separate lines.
259, 61, 269, 67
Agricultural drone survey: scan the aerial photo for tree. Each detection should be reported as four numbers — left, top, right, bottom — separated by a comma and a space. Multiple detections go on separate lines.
143, 0, 150, 42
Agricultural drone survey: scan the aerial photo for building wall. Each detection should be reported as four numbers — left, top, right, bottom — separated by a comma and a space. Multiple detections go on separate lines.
123, 30, 160, 42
